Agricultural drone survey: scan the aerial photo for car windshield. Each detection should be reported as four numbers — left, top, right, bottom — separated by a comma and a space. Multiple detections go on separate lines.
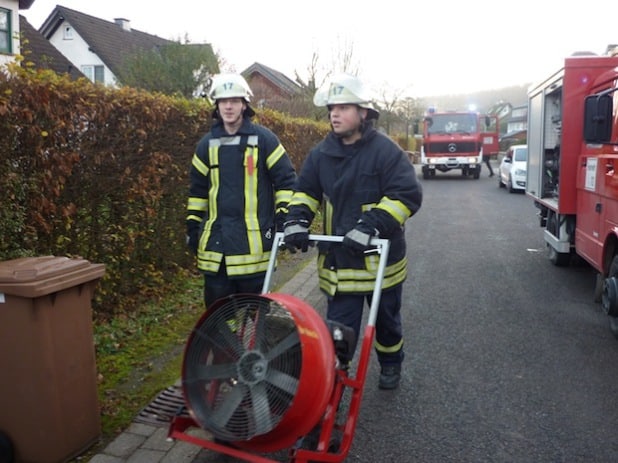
513, 147, 527, 162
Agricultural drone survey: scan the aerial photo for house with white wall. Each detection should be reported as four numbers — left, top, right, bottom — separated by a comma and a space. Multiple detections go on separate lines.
0, 0, 34, 66
38, 5, 173, 86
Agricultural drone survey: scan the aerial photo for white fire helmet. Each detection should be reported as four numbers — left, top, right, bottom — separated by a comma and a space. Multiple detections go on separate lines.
207, 73, 253, 103
313, 73, 379, 120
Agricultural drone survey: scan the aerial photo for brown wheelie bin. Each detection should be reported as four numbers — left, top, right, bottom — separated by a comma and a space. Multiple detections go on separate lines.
0, 256, 104, 463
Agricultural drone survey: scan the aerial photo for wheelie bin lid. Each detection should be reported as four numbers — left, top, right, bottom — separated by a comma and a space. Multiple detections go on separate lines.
0, 256, 105, 298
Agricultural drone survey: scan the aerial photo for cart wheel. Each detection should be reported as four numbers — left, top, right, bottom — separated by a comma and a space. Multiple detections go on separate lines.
0, 430, 14, 463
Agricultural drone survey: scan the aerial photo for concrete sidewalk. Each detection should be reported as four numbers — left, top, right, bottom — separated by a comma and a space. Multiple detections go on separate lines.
89, 255, 322, 463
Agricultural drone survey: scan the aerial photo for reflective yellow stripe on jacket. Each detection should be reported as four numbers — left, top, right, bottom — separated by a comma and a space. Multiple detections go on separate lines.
196, 135, 270, 275
187, 153, 209, 222
318, 197, 407, 296
317, 253, 407, 296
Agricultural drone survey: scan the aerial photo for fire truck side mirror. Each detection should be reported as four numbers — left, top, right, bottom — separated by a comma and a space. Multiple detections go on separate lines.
584, 94, 613, 143
424, 117, 433, 127
485, 116, 491, 128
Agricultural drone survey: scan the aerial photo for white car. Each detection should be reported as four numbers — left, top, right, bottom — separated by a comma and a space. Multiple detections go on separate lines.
499, 144, 527, 192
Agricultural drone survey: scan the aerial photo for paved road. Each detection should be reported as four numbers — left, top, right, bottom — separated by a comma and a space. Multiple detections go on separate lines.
92, 164, 618, 462
348, 169, 618, 462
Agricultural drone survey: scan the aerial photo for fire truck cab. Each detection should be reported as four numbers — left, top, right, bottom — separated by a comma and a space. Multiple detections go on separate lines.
526, 53, 618, 337
420, 109, 499, 179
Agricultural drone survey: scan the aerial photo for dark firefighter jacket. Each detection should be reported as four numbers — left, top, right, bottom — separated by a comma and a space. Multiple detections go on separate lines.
186, 117, 296, 277
287, 125, 423, 296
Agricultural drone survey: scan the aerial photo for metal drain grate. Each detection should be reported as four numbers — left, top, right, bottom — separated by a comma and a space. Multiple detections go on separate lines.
135, 384, 190, 427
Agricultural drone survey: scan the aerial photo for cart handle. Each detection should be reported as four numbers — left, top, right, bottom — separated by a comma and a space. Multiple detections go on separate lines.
262, 232, 390, 328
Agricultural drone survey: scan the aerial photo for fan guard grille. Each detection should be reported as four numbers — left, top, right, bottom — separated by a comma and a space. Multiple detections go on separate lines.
183, 294, 302, 441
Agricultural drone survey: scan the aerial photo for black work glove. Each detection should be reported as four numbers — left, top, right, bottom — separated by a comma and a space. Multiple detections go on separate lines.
343, 222, 378, 254
275, 208, 287, 233
186, 233, 198, 255
283, 219, 310, 253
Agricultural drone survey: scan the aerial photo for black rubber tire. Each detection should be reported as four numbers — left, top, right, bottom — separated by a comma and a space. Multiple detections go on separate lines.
0, 431, 14, 463
605, 255, 618, 339
546, 212, 570, 266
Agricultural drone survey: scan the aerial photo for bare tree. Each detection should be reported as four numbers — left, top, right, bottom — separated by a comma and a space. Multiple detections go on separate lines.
376, 86, 406, 135
292, 41, 362, 120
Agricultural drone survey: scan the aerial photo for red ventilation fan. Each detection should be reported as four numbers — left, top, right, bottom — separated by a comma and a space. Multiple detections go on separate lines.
182, 291, 335, 452
169, 234, 390, 463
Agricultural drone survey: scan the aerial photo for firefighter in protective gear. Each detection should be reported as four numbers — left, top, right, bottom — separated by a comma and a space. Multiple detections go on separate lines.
284, 73, 423, 389
187, 73, 296, 308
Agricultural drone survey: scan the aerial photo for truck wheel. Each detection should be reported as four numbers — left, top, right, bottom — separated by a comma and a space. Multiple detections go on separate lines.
547, 212, 570, 266
548, 246, 570, 266
603, 255, 618, 339
0, 431, 14, 463
473, 166, 480, 179
422, 166, 430, 180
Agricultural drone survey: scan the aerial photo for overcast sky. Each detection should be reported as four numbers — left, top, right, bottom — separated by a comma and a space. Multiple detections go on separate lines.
22, 0, 617, 98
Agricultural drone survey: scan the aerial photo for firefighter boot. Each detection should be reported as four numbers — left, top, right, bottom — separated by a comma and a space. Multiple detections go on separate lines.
378, 364, 401, 390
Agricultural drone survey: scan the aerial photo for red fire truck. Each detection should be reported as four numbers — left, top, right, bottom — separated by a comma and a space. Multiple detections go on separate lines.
420, 108, 500, 179
526, 53, 618, 337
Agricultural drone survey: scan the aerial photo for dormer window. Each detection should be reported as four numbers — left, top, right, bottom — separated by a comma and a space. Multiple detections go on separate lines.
0, 8, 11, 54
63, 25, 74, 40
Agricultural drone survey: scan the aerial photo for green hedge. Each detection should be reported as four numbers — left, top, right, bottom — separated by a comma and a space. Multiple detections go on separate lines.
0, 66, 328, 316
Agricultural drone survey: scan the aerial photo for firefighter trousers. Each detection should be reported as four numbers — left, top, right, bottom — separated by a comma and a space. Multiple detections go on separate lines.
203, 261, 264, 309
326, 284, 404, 366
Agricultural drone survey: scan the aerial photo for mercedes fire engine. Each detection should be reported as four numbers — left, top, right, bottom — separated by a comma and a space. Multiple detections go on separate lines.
420, 109, 499, 179
526, 52, 618, 337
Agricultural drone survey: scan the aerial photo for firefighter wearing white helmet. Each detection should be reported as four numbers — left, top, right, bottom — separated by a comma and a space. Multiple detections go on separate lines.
208, 73, 256, 118
187, 73, 296, 308
284, 73, 423, 390
313, 72, 380, 121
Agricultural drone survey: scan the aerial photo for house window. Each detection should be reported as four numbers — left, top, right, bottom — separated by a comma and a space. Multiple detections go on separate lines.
63, 25, 73, 40
81, 65, 105, 83
0, 8, 11, 54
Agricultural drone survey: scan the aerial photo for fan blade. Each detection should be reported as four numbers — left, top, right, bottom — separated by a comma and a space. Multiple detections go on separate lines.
265, 368, 299, 396
190, 362, 237, 382
193, 318, 245, 358
209, 383, 246, 430
249, 382, 274, 435
252, 308, 267, 351
265, 331, 299, 361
